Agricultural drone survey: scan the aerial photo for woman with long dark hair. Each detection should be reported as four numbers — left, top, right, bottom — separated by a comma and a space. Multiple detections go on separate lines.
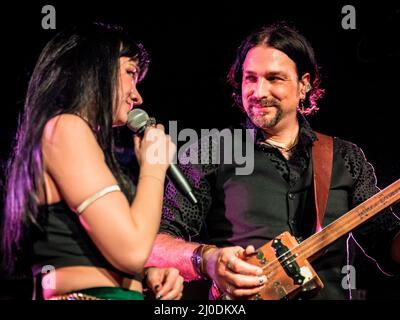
2, 22, 183, 300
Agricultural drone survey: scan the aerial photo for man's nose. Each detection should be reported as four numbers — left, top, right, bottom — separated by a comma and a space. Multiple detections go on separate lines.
255, 78, 270, 100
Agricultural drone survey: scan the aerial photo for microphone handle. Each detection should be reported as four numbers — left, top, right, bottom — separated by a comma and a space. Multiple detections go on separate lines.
132, 117, 198, 205
167, 164, 198, 205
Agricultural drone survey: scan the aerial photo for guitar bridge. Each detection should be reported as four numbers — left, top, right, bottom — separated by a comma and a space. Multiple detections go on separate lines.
272, 238, 305, 285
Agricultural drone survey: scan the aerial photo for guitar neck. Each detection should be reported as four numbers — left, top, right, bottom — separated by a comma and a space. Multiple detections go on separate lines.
293, 179, 400, 261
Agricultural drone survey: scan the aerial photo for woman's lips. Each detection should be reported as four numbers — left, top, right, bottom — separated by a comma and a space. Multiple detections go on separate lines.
127, 101, 134, 111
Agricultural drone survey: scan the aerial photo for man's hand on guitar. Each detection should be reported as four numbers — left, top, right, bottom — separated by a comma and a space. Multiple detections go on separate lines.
203, 245, 267, 299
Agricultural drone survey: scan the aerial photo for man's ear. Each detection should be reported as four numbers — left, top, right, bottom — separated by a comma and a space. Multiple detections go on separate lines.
299, 73, 311, 99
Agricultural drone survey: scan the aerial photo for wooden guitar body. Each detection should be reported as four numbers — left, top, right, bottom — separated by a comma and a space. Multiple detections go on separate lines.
244, 231, 323, 300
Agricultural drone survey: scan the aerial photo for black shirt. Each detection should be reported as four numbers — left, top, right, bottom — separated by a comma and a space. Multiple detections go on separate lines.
160, 114, 400, 299
31, 178, 142, 282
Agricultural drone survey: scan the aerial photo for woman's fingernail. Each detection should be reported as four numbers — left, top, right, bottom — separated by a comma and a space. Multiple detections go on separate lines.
156, 295, 163, 300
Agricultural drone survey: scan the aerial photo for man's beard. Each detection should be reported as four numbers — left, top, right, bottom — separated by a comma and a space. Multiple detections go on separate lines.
246, 98, 283, 129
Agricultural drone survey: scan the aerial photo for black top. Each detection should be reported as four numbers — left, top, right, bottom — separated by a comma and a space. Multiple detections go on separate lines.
160, 114, 400, 299
31, 189, 142, 282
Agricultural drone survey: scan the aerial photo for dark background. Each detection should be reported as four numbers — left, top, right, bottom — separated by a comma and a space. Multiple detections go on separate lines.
0, 0, 399, 299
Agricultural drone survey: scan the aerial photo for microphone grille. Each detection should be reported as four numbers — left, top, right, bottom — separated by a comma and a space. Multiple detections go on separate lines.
127, 108, 149, 132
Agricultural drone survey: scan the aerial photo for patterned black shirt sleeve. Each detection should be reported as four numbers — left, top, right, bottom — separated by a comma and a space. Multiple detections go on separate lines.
338, 139, 400, 275
159, 135, 219, 241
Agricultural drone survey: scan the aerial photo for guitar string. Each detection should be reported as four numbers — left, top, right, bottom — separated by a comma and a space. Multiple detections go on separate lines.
258, 189, 400, 279
261, 213, 389, 278
260, 209, 372, 276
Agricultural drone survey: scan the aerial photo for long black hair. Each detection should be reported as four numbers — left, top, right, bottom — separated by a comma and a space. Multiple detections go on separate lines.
228, 21, 324, 115
2, 22, 149, 271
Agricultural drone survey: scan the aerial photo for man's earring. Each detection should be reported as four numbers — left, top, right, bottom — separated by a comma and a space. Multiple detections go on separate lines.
300, 99, 305, 113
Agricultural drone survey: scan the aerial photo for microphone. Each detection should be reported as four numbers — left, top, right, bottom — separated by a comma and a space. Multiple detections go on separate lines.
127, 108, 198, 205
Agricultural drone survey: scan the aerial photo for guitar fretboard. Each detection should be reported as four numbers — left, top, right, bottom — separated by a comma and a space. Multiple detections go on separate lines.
292, 179, 400, 261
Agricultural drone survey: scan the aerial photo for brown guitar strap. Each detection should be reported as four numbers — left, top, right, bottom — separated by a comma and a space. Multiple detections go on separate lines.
312, 132, 333, 232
